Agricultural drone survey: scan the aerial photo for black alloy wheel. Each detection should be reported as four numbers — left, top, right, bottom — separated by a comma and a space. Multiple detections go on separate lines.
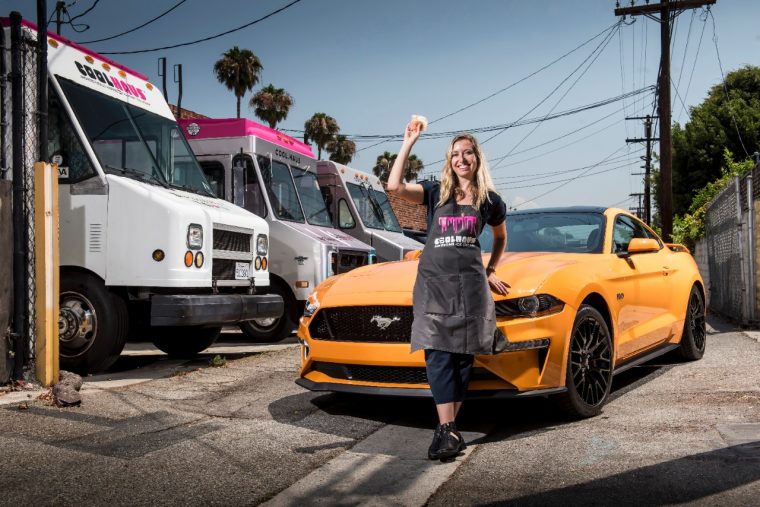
677, 285, 706, 361
555, 304, 613, 418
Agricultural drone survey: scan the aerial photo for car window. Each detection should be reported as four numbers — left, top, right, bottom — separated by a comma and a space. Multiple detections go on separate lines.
339, 199, 356, 229
480, 212, 605, 253
612, 215, 655, 253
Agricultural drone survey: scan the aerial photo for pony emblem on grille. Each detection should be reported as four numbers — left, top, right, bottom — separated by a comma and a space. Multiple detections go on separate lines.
370, 315, 400, 330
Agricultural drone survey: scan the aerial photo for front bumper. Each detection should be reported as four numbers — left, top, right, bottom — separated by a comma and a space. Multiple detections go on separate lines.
151, 294, 283, 326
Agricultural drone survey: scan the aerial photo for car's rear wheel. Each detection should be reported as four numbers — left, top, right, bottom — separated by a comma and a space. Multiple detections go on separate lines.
555, 304, 613, 418
677, 285, 706, 361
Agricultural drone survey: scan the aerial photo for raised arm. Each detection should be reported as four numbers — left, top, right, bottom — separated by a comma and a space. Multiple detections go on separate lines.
386, 122, 425, 204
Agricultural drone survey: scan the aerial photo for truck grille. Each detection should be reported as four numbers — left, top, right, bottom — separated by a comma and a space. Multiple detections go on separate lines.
331, 250, 370, 275
312, 362, 499, 385
214, 229, 252, 252
212, 259, 237, 280
309, 305, 413, 342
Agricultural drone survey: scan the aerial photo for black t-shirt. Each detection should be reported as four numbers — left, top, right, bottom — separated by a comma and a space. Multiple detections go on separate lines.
420, 180, 506, 233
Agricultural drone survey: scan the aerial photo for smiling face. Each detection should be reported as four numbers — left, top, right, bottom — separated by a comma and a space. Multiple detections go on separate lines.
450, 139, 478, 182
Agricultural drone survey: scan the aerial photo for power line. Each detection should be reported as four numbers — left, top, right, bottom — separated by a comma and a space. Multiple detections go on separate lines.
67, 0, 100, 22
100, 0, 303, 55
679, 10, 708, 122
428, 21, 623, 126
492, 152, 643, 184
500, 159, 640, 190
77, 0, 188, 44
707, 7, 749, 158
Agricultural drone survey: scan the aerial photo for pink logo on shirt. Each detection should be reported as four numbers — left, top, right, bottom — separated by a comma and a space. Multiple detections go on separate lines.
438, 215, 477, 234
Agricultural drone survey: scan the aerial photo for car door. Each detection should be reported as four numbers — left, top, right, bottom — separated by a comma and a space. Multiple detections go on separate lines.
611, 215, 673, 358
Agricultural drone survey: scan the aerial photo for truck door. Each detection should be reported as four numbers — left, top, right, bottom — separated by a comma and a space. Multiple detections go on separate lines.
232, 154, 268, 219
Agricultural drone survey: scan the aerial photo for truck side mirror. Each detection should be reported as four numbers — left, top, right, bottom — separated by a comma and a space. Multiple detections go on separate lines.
232, 164, 245, 207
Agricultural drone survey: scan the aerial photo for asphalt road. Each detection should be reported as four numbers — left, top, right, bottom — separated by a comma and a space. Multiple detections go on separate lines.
0, 318, 758, 506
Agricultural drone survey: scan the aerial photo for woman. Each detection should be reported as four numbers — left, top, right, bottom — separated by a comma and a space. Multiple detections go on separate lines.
387, 120, 509, 461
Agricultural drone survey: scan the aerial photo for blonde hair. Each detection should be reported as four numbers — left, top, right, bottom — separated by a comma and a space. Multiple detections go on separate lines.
437, 133, 497, 210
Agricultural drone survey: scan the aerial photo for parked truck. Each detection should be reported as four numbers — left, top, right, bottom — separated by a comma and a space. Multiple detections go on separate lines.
179, 118, 375, 343
317, 161, 423, 262
1, 17, 282, 373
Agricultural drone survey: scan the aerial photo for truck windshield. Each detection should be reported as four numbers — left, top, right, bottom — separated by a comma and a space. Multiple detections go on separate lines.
292, 167, 332, 227
346, 182, 402, 232
257, 155, 305, 222
57, 77, 214, 196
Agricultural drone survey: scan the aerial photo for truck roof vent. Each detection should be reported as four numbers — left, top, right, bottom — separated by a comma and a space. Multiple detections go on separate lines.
89, 224, 103, 252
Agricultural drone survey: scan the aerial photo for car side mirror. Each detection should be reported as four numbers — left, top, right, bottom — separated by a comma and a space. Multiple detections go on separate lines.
404, 249, 422, 261
622, 238, 660, 256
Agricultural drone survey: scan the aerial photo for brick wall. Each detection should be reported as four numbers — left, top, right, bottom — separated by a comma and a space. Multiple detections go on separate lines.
169, 104, 208, 120
386, 190, 427, 231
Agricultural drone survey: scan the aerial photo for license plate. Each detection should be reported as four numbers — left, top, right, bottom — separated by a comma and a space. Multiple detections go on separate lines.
235, 262, 250, 280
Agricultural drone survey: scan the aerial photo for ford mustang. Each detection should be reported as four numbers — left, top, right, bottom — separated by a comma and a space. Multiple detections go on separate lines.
296, 207, 706, 417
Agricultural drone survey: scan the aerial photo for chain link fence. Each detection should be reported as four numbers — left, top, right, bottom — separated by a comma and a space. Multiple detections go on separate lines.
704, 172, 756, 324
1, 21, 39, 379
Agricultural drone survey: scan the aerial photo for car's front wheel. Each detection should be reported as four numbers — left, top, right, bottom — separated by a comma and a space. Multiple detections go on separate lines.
555, 304, 613, 418
677, 285, 706, 361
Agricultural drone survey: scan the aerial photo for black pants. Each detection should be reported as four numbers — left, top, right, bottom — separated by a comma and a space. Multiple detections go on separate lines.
424, 349, 474, 404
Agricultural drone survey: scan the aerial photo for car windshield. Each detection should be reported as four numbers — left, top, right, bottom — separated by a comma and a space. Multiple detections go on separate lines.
346, 182, 402, 232
479, 212, 606, 253
257, 155, 305, 222
291, 167, 332, 227
57, 77, 214, 196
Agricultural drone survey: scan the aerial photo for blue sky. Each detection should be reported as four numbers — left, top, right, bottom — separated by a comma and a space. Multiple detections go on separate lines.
5, 0, 759, 210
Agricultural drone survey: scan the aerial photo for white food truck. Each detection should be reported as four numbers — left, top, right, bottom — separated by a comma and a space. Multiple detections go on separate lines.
317, 161, 423, 262
1, 18, 281, 373
180, 118, 376, 342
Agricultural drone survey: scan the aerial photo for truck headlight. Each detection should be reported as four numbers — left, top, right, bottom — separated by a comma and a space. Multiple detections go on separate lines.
187, 224, 203, 250
257, 234, 268, 255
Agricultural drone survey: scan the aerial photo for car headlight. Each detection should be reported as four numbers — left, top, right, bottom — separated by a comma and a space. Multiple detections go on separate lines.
495, 294, 564, 318
187, 224, 203, 250
257, 234, 268, 255
304, 293, 320, 317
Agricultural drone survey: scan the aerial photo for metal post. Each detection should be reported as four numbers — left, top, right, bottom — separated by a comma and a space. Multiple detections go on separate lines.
37, 0, 48, 162
747, 173, 755, 323
158, 57, 167, 101
174, 64, 183, 119
734, 176, 747, 323
10, 12, 27, 379
0, 14, 7, 179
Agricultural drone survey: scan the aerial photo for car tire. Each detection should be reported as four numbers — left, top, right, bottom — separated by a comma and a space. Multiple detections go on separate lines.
239, 284, 294, 343
555, 304, 613, 419
151, 326, 221, 358
677, 285, 706, 361
59, 272, 128, 374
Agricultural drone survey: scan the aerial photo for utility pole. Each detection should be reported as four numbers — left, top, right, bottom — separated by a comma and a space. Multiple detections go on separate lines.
615, 0, 716, 241
626, 115, 657, 225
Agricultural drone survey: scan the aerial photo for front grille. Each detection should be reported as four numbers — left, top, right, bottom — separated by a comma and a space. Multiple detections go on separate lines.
332, 250, 369, 275
310, 305, 413, 342
213, 259, 237, 280
214, 229, 251, 253
312, 362, 499, 385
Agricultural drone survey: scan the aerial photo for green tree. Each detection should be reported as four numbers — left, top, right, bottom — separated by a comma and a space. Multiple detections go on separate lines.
249, 84, 294, 129
373, 152, 424, 182
303, 113, 340, 159
213, 46, 263, 118
671, 65, 760, 216
325, 135, 356, 165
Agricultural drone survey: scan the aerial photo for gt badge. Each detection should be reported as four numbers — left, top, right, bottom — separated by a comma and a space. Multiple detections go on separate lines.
370, 316, 400, 330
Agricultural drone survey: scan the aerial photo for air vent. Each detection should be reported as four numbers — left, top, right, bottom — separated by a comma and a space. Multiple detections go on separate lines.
89, 224, 103, 252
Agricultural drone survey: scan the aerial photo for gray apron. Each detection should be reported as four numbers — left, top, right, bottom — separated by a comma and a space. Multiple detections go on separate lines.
410, 198, 502, 355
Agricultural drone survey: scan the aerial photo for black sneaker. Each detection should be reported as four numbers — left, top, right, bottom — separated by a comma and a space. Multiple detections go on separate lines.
428, 422, 462, 460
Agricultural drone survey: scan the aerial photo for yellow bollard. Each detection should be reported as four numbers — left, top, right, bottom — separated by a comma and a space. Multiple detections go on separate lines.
34, 162, 59, 387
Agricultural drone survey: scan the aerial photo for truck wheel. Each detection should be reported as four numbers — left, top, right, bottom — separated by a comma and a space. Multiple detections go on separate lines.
59, 272, 128, 374
239, 284, 294, 343
151, 326, 221, 358
554, 305, 613, 419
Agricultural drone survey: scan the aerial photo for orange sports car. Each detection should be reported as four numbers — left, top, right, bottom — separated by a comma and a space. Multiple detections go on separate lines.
296, 207, 706, 417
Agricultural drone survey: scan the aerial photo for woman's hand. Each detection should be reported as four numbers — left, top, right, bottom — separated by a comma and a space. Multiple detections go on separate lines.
403, 121, 422, 145
488, 273, 510, 296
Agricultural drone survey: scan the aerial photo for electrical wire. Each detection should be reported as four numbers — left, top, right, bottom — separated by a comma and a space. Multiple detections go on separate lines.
500, 159, 640, 190
492, 152, 643, 184
707, 8, 749, 158
680, 10, 708, 121
100, 0, 303, 55
67, 0, 100, 22
78, 0, 188, 44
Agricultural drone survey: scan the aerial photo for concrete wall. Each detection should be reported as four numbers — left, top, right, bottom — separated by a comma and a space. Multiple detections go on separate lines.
0, 181, 12, 384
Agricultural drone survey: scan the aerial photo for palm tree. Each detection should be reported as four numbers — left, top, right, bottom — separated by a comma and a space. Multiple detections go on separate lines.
325, 135, 356, 165
249, 84, 294, 128
213, 46, 263, 118
303, 113, 340, 159
373, 152, 424, 182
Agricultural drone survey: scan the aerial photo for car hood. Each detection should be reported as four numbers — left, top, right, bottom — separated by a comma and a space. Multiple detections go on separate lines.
318, 251, 587, 301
